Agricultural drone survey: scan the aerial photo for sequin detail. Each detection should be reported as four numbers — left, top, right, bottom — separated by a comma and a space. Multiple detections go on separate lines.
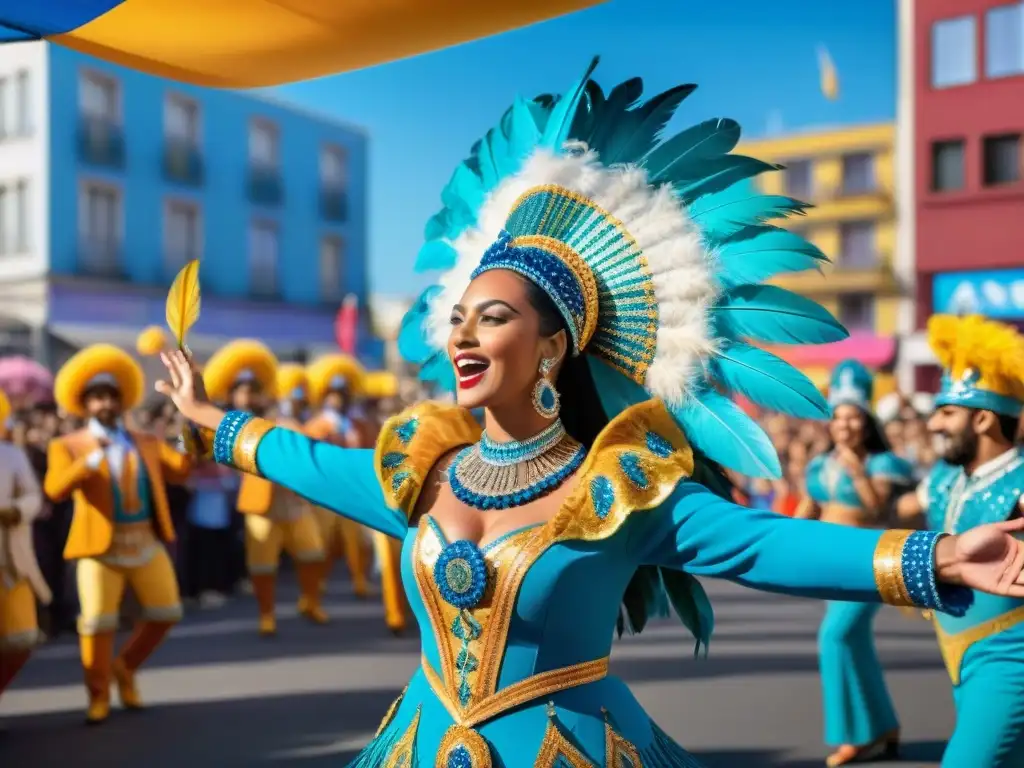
618, 453, 649, 490
381, 451, 407, 469
590, 476, 615, 519
645, 431, 674, 459
434, 540, 489, 611
213, 410, 254, 466
394, 418, 418, 444
436, 724, 493, 768
901, 530, 971, 617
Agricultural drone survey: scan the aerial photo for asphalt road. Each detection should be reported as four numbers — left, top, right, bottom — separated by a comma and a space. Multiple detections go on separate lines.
0, 573, 956, 767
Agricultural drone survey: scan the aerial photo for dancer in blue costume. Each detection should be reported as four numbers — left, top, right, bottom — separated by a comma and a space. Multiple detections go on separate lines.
155, 61, 1024, 768
797, 360, 914, 765
896, 315, 1024, 768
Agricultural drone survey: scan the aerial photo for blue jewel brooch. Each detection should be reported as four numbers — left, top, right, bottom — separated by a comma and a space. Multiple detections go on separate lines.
434, 540, 489, 610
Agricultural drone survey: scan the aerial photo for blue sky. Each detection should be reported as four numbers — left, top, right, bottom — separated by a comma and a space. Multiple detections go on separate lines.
273, 0, 896, 299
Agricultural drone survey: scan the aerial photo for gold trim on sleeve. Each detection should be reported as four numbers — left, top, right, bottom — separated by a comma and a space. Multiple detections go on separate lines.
873, 529, 914, 607
231, 417, 276, 476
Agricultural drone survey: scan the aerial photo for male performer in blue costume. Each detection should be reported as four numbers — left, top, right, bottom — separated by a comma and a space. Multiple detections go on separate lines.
898, 314, 1024, 767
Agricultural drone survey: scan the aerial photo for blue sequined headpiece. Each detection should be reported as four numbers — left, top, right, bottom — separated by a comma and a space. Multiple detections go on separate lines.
936, 369, 1023, 418
471, 185, 655, 380
828, 359, 873, 413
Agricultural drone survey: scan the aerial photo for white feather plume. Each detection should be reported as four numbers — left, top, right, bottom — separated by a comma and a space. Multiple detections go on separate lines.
426, 147, 719, 407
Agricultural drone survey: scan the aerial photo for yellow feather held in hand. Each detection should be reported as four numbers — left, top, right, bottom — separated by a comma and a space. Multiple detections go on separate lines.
166, 259, 201, 350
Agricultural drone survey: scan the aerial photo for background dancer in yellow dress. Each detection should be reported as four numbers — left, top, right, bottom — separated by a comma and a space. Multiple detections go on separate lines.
303, 354, 373, 600
44, 344, 189, 725
0, 388, 50, 704
203, 340, 328, 636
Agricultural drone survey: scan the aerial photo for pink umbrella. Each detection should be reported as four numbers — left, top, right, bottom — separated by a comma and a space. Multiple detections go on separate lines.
0, 356, 54, 405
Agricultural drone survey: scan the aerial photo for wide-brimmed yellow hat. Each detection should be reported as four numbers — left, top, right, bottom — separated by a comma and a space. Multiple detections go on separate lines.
276, 363, 309, 402
204, 340, 279, 403
55, 344, 145, 418
307, 354, 365, 406
136, 325, 168, 356
362, 371, 398, 400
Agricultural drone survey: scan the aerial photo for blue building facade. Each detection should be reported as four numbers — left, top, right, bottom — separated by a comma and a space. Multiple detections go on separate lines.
35, 44, 377, 364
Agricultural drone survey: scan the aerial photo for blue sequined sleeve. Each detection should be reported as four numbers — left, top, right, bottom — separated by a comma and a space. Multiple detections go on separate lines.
212, 410, 408, 539
636, 482, 971, 615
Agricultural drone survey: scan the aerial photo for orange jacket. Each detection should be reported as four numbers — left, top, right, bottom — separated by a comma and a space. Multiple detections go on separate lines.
45, 429, 192, 560
235, 416, 305, 515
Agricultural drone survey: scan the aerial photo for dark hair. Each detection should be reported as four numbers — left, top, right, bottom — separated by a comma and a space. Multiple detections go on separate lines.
522, 278, 608, 448
829, 405, 890, 457
996, 413, 1019, 444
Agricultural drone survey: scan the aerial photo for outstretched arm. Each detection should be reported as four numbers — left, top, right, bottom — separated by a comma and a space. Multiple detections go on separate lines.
212, 411, 406, 538
635, 481, 971, 614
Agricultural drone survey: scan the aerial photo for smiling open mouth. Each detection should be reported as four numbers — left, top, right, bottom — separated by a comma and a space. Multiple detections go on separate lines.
455, 355, 490, 389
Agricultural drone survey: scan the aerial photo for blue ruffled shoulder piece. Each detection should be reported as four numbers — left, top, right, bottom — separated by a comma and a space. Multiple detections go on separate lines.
399, 57, 844, 480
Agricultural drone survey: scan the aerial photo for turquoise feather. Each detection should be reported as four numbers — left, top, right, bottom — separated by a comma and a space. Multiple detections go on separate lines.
414, 239, 458, 273
713, 284, 848, 345
539, 56, 599, 150
582, 77, 643, 156
397, 287, 442, 363
711, 340, 829, 419
660, 568, 714, 658
715, 225, 828, 288
602, 83, 697, 164
668, 155, 780, 203
690, 191, 811, 239
643, 117, 742, 178
672, 390, 782, 478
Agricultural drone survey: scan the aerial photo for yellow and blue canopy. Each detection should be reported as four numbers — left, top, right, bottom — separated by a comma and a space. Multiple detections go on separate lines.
0, 0, 604, 87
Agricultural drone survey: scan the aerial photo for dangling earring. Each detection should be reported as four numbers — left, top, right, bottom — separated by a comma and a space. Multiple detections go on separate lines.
532, 358, 560, 419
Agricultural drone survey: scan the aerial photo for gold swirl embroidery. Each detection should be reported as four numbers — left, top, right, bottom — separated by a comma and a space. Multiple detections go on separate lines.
933, 604, 1024, 685
603, 709, 643, 767
422, 655, 609, 728
435, 724, 493, 768
536, 706, 598, 768
232, 417, 276, 476
375, 686, 408, 738
873, 530, 914, 607
384, 706, 421, 768
375, 403, 481, 518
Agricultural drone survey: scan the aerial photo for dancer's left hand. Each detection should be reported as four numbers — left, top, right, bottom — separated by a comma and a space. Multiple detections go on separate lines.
937, 518, 1024, 596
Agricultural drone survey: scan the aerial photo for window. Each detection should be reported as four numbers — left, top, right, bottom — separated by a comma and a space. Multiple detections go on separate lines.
986, 3, 1024, 78
983, 134, 1021, 185
164, 201, 201, 271
320, 145, 347, 188
931, 140, 966, 191
249, 220, 278, 296
320, 237, 344, 300
165, 94, 199, 145
931, 16, 977, 88
841, 153, 874, 195
249, 120, 278, 167
79, 71, 120, 122
78, 183, 122, 273
783, 159, 813, 199
14, 70, 29, 136
838, 221, 876, 268
837, 293, 875, 332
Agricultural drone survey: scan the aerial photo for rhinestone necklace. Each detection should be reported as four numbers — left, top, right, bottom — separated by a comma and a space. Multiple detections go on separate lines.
448, 419, 586, 510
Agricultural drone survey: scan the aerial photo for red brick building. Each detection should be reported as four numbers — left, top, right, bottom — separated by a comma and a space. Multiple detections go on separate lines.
896, 0, 1024, 392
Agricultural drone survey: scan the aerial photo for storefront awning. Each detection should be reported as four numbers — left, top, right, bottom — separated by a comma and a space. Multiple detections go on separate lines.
761, 332, 897, 369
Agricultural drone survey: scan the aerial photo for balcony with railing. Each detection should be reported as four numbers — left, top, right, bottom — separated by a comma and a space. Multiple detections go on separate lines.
247, 164, 283, 206
77, 118, 125, 170
163, 140, 204, 186
320, 186, 348, 222
77, 239, 124, 279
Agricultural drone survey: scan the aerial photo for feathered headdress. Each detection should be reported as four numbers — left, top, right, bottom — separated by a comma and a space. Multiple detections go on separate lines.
929, 314, 1024, 417
828, 359, 874, 413
399, 59, 845, 653
401, 57, 839, 480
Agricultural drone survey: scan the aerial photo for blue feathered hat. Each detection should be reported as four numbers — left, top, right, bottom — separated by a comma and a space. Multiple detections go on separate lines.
400, 57, 845, 481
827, 359, 874, 413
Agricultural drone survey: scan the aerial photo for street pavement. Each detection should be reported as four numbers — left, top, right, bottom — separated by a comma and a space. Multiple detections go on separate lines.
1, 573, 955, 767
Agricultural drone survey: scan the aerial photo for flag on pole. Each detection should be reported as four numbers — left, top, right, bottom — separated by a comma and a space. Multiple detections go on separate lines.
334, 294, 359, 355
818, 45, 839, 101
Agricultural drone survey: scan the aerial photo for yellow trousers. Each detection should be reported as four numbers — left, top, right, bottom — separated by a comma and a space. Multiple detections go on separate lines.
315, 505, 370, 596
0, 578, 38, 698
76, 546, 182, 710
372, 532, 407, 633
244, 512, 326, 622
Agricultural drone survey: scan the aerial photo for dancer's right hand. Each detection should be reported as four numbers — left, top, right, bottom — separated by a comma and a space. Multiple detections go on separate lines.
156, 349, 209, 422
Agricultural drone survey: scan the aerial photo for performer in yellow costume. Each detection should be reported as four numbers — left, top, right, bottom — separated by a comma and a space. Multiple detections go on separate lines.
360, 371, 408, 636
44, 345, 190, 725
303, 354, 372, 600
0, 388, 50, 703
275, 363, 310, 423
203, 340, 327, 636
